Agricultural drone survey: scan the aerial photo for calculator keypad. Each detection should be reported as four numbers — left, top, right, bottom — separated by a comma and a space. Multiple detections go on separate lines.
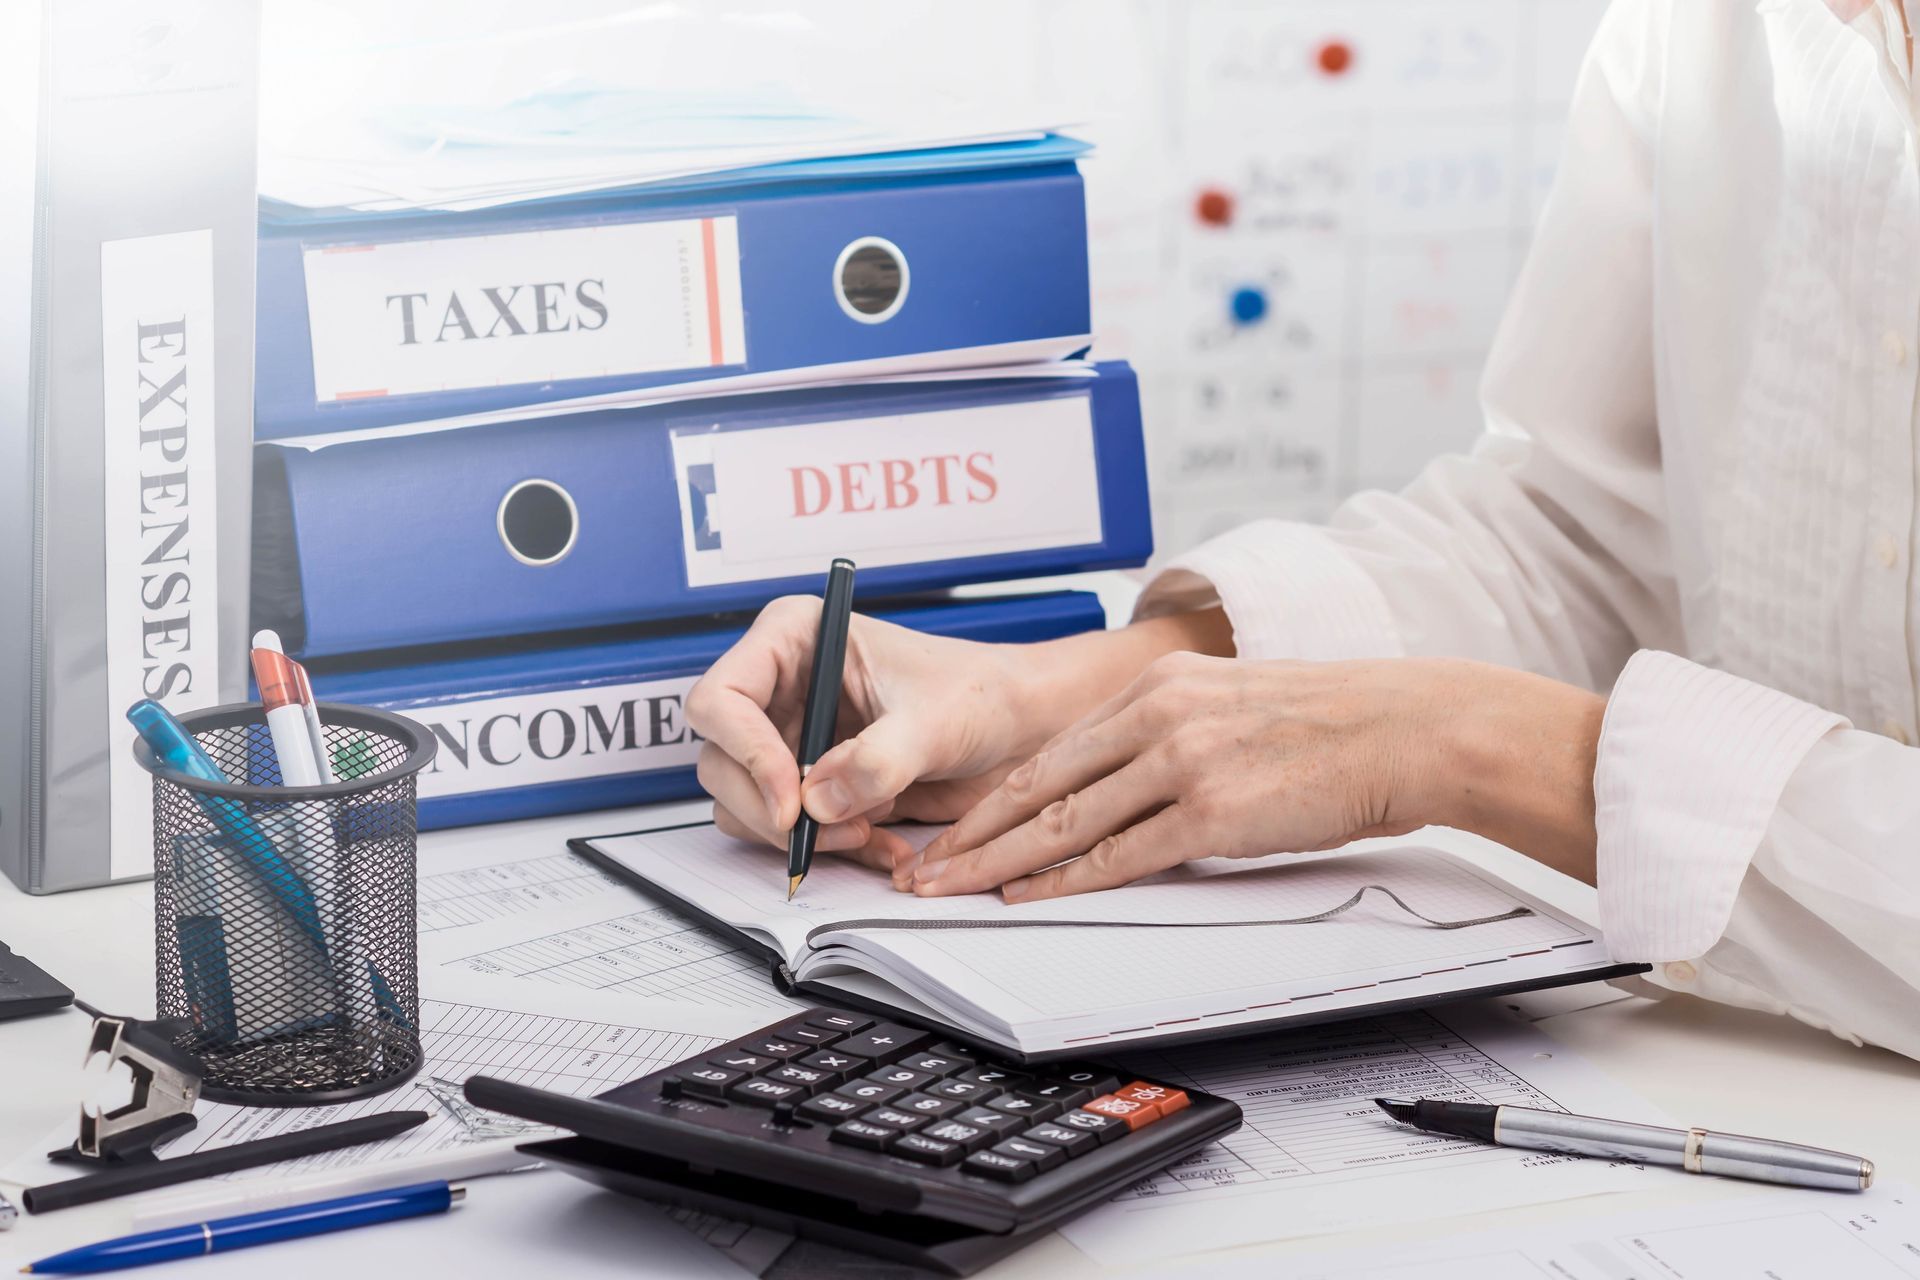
655, 1007, 1196, 1191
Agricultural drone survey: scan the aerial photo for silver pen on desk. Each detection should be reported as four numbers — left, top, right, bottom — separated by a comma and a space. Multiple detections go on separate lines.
1375, 1097, 1873, 1192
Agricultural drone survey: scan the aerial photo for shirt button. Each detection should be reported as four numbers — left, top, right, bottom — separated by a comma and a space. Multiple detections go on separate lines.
1885, 330, 1909, 367
1875, 532, 1901, 568
1664, 961, 1697, 984
1882, 719, 1910, 745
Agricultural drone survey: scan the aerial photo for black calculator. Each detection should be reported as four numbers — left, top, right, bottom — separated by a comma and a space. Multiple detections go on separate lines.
465, 1006, 1242, 1275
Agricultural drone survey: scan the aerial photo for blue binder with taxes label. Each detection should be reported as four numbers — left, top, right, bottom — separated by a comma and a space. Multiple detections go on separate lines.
255, 151, 1092, 441
305, 591, 1107, 830
253, 362, 1150, 658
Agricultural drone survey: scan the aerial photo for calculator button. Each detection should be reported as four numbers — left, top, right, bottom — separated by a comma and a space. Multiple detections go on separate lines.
1116, 1080, 1190, 1117
766, 1063, 840, 1092
833, 1024, 934, 1062
866, 1106, 930, 1132
899, 1052, 973, 1076
986, 1094, 1060, 1122
1054, 1068, 1123, 1095
805, 1012, 874, 1035
727, 1077, 807, 1106
962, 1149, 1039, 1182
1018, 1082, 1094, 1107
1082, 1094, 1157, 1130
897, 1092, 964, 1118
928, 1077, 1000, 1103
865, 1065, 936, 1091
830, 1119, 898, 1151
956, 1065, 1031, 1089
991, 1136, 1066, 1173
1023, 1122, 1098, 1158
741, 1037, 810, 1060
679, 1066, 744, 1099
710, 1051, 773, 1072
798, 1093, 867, 1123
889, 1133, 965, 1166
1053, 1109, 1126, 1144
953, 1107, 1025, 1136
835, 1080, 904, 1105
800, 1050, 861, 1073
777, 1024, 842, 1046
922, 1120, 991, 1151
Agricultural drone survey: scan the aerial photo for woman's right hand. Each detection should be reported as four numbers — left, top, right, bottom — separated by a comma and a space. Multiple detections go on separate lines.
684, 597, 1053, 873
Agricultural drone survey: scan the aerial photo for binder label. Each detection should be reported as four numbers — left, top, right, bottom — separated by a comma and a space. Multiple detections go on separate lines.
100, 230, 225, 879
301, 216, 746, 403
672, 393, 1106, 587
403, 676, 701, 798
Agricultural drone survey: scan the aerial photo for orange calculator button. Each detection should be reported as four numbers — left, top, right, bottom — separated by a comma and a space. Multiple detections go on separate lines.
1118, 1081, 1189, 1117
1082, 1094, 1158, 1131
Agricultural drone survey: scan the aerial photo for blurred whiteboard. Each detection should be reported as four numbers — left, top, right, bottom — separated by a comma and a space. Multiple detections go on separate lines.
260, 0, 1610, 559
1053, 0, 1610, 555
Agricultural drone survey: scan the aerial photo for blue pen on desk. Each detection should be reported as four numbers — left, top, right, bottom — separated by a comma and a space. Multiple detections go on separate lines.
20, 1180, 463, 1275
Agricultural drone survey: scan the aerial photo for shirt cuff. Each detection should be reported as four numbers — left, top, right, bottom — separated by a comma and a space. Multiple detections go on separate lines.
1594, 650, 1847, 962
1133, 519, 1404, 661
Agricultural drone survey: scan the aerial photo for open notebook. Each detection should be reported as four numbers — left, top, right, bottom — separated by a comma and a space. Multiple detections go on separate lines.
570, 822, 1644, 1062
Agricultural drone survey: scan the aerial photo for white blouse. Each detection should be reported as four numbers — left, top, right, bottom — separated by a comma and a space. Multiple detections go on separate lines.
1138, 0, 1920, 1060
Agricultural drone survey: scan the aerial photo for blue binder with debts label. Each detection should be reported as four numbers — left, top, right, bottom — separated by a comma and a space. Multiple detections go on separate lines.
254, 143, 1092, 442
304, 591, 1107, 830
253, 362, 1149, 658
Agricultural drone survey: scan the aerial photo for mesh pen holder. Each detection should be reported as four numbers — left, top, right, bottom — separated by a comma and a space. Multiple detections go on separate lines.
133, 702, 437, 1106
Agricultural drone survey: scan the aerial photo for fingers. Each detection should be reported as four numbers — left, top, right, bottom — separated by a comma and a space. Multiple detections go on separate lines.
802, 712, 933, 826
999, 804, 1196, 902
686, 597, 825, 829
917, 698, 1148, 869
701, 743, 872, 854
910, 756, 1168, 896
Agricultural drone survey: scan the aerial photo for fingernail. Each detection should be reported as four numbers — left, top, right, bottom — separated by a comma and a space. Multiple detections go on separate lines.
759, 783, 781, 825
1002, 879, 1029, 902
807, 779, 851, 823
912, 857, 946, 886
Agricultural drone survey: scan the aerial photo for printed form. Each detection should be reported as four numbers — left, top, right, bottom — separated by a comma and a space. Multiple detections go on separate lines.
1168, 1181, 1920, 1279
1061, 1003, 1655, 1261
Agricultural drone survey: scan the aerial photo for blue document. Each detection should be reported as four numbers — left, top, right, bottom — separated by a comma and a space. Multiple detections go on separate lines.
255, 156, 1090, 441
306, 591, 1107, 830
256, 362, 1149, 657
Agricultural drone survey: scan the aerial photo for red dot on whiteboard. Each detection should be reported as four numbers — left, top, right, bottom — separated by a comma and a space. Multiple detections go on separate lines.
1194, 188, 1234, 227
1315, 40, 1353, 76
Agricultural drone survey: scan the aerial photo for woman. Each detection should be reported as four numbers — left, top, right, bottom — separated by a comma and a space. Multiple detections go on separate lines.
686, 0, 1920, 1061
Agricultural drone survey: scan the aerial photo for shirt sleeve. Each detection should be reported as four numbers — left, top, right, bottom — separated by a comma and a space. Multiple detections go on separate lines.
1620, 671, 1920, 1061
1136, 0, 1680, 690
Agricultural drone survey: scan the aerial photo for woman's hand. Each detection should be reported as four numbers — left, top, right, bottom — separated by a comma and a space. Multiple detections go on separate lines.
684, 598, 1235, 873
904, 652, 1607, 901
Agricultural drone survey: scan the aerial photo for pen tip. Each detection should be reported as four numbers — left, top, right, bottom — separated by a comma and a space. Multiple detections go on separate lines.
1373, 1098, 1418, 1123
787, 874, 803, 901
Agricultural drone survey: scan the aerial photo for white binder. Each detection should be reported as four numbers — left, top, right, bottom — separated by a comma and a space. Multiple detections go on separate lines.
0, 0, 260, 892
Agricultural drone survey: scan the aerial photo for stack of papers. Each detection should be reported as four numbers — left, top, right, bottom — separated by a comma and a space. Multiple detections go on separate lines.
258, 6, 1080, 214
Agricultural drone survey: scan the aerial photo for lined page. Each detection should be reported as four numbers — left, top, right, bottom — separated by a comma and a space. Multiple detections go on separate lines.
581, 822, 1619, 1052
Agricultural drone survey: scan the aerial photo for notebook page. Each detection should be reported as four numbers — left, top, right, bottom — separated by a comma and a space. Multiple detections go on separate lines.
580, 822, 1620, 1053
841, 850, 1607, 1049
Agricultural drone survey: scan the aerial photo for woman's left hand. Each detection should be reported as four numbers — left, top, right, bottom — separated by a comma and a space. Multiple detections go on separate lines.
899, 651, 1606, 902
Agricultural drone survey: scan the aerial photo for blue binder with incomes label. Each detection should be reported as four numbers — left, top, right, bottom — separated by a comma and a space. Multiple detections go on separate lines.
253, 362, 1150, 658
254, 145, 1093, 442
305, 591, 1107, 830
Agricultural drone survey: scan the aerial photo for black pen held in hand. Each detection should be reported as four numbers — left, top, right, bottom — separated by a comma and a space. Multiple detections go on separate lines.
788, 559, 856, 901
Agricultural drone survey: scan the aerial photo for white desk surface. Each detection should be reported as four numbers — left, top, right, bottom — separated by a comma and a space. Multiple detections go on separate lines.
3, 809, 1915, 1277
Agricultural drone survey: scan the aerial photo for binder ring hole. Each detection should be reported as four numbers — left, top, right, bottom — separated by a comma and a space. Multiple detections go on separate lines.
834, 236, 909, 324
497, 479, 578, 567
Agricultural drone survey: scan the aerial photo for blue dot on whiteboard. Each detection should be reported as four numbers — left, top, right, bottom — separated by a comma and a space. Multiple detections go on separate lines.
1230, 286, 1268, 326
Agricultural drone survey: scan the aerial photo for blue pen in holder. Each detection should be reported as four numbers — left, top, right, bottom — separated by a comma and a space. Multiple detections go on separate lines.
132, 702, 436, 1106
